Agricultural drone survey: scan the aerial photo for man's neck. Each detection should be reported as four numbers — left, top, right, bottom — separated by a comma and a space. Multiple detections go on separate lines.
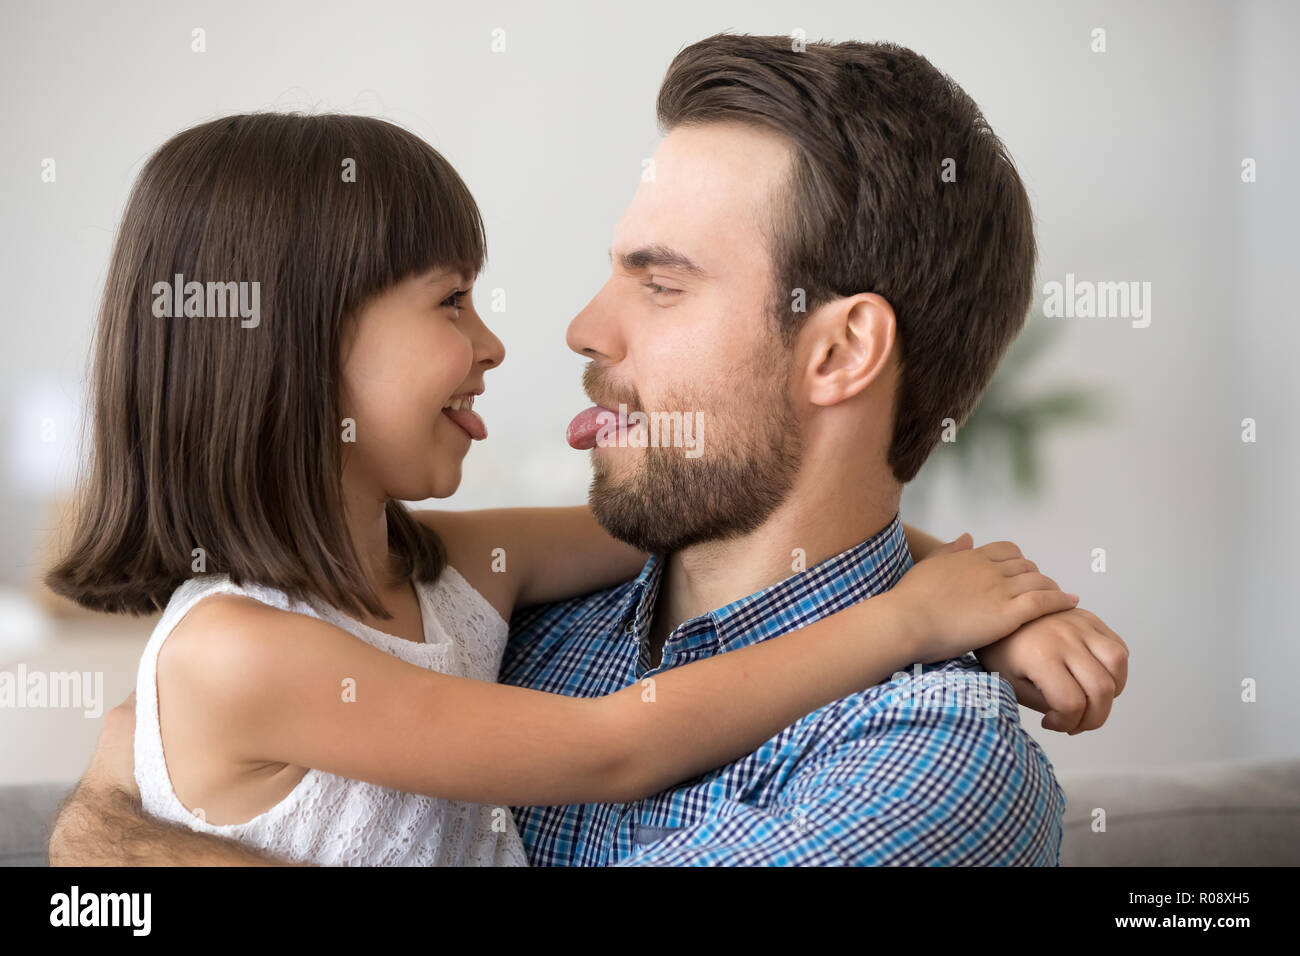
646, 477, 900, 664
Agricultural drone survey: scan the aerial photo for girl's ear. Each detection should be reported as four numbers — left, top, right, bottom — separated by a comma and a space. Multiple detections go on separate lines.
800, 293, 897, 408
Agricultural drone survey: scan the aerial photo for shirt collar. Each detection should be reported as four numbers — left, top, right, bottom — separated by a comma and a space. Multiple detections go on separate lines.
616, 513, 913, 658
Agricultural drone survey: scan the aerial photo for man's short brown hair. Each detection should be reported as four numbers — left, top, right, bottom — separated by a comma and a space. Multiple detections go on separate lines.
657, 34, 1038, 482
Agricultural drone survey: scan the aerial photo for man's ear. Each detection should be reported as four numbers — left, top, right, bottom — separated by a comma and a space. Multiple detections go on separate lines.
801, 293, 897, 407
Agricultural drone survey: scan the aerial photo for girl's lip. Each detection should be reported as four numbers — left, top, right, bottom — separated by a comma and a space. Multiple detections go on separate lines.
442, 390, 483, 410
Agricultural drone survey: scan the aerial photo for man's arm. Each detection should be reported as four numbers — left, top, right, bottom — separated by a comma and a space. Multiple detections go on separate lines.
48, 695, 292, 866
50, 784, 285, 866
614, 664, 1066, 866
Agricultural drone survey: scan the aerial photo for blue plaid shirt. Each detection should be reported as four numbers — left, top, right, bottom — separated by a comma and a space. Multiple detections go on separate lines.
498, 514, 1065, 866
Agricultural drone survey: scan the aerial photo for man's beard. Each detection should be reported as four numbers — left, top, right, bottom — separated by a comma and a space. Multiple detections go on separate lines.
586, 355, 803, 555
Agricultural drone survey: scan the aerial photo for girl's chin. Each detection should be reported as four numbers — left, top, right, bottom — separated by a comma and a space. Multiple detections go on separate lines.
383, 462, 462, 503
428, 459, 464, 499
427, 481, 461, 500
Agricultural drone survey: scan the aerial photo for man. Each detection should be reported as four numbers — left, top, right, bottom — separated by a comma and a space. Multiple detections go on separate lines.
51, 34, 1124, 866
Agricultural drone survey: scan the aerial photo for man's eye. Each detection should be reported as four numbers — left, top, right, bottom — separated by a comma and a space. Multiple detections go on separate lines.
644, 281, 681, 296
440, 290, 468, 310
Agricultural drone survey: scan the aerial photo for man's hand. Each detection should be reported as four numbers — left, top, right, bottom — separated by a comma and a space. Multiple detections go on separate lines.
48, 693, 138, 866
49, 693, 288, 866
89, 692, 138, 794
975, 607, 1129, 734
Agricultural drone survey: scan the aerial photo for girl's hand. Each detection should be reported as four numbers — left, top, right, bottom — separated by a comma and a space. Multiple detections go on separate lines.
976, 607, 1129, 734
885, 533, 1079, 663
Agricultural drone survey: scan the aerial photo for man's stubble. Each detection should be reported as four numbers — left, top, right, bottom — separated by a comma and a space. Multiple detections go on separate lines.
586, 342, 804, 555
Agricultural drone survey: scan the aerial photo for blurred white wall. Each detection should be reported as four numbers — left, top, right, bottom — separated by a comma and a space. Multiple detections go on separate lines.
1, 0, 1296, 782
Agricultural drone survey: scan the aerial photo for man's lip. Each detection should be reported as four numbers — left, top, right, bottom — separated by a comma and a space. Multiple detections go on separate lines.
586, 398, 633, 412
590, 404, 636, 427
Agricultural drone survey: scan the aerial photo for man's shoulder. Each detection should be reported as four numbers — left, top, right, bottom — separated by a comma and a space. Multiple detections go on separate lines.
862, 652, 1018, 721
788, 653, 1004, 729
814, 654, 1055, 771
753, 654, 1064, 865
499, 577, 641, 689
790, 655, 1062, 834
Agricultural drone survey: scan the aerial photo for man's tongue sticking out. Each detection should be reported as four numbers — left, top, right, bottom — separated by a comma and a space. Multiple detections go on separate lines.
567, 405, 636, 450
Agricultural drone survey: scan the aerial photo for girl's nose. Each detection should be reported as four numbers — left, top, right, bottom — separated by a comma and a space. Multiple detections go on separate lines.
476, 316, 505, 369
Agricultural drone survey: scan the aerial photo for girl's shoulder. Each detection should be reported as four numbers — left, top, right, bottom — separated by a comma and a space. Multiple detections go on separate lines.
153, 577, 341, 712
162, 574, 303, 623
159, 581, 299, 673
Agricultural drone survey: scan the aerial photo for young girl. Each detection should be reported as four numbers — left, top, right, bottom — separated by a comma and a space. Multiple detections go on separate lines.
46, 113, 1079, 866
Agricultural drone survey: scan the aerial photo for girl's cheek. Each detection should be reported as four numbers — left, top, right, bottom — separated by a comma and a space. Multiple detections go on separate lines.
432, 321, 476, 374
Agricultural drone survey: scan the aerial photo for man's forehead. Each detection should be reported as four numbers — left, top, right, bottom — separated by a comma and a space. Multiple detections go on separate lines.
612, 124, 790, 272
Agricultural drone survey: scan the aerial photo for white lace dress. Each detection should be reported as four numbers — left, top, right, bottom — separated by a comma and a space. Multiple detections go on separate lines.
133, 568, 529, 866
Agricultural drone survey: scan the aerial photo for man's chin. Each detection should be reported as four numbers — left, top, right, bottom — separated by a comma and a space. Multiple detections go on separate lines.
588, 450, 642, 494
590, 443, 645, 468
587, 477, 672, 554
588, 512, 676, 555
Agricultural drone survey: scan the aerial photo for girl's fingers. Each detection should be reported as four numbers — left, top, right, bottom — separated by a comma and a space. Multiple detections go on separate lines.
1025, 661, 1088, 732
1012, 588, 1079, 622
999, 558, 1038, 577
948, 531, 974, 551
1062, 650, 1117, 733
1081, 610, 1129, 653
1006, 571, 1061, 596
929, 532, 974, 556
1005, 675, 1050, 714
1042, 711, 1069, 732
976, 540, 1023, 561
1081, 628, 1129, 697
1067, 610, 1129, 697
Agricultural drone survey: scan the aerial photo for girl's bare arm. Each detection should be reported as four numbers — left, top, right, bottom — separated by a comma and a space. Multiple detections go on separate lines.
167, 551, 1072, 808
421, 508, 949, 618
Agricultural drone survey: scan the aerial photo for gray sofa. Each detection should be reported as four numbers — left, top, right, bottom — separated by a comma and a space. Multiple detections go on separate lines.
6, 756, 1299, 865
1, 781, 70, 867
1056, 756, 1300, 865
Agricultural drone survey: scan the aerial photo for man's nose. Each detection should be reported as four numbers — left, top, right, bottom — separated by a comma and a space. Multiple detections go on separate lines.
565, 280, 622, 362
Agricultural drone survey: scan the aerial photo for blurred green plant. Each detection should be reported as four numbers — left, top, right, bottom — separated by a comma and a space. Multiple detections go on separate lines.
922, 315, 1109, 496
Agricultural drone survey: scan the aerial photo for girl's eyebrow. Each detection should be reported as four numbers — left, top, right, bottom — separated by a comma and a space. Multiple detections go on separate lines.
423, 268, 476, 286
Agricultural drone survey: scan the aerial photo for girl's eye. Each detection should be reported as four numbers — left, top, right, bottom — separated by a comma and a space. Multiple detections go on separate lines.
440, 289, 468, 311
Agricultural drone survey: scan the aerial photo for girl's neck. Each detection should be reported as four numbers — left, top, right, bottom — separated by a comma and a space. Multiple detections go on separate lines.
342, 485, 398, 592
337, 483, 424, 640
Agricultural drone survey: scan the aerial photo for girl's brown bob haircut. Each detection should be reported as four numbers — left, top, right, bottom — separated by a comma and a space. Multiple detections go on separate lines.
46, 112, 485, 619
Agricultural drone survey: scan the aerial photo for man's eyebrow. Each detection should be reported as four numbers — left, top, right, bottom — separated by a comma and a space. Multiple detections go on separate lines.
611, 244, 709, 278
